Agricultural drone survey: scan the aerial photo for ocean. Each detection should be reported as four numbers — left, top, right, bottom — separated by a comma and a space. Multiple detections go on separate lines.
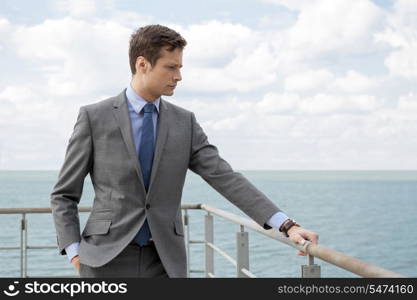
0, 170, 416, 278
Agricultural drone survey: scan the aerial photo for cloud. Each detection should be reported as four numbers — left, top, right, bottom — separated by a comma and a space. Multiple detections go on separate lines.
11, 17, 132, 96
1, 1, 417, 169
179, 20, 282, 93
256, 92, 299, 113
0, 83, 80, 170
398, 93, 417, 111
185, 94, 417, 169
182, 20, 253, 65
375, 0, 417, 79
258, 12, 297, 29
271, 0, 384, 56
262, 0, 318, 11
297, 93, 380, 115
183, 41, 278, 93
284, 69, 333, 92
0, 18, 11, 35
0, 18, 12, 50
255, 92, 381, 115
51, 0, 98, 17
333, 70, 377, 93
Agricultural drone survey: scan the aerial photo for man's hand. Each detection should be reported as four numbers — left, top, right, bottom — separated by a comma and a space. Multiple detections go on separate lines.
71, 255, 81, 273
287, 226, 319, 256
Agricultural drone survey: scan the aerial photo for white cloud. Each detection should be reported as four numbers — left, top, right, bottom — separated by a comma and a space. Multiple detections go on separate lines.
278, 0, 383, 56
1, 1, 417, 169
398, 93, 417, 111
181, 21, 279, 92
0, 83, 80, 170
375, 0, 417, 79
383, 43, 417, 80
11, 17, 132, 96
390, 0, 417, 28
0, 18, 12, 50
258, 12, 297, 29
255, 92, 381, 115
262, 0, 318, 11
298, 94, 380, 115
52, 0, 98, 17
284, 69, 333, 92
109, 11, 155, 29
189, 93, 417, 169
333, 70, 376, 93
183, 38, 278, 92
183, 20, 253, 66
0, 18, 11, 35
256, 92, 298, 114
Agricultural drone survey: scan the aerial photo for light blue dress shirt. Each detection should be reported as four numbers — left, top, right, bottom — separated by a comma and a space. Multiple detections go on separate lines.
64, 85, 289, 262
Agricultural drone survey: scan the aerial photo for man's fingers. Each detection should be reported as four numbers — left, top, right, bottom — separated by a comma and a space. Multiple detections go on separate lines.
299, 231, 319, 244
70, 255, 79, 262
70, 256, 81, 273
307, 232, 319, 244
287, 227, 319, 257
297, 238, 308, 256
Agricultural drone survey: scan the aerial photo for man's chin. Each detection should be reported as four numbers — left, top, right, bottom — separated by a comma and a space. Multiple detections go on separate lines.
163, 90, 175, 96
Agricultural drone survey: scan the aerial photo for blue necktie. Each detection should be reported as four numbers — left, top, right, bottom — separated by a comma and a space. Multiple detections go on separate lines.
134, 102, 155, 246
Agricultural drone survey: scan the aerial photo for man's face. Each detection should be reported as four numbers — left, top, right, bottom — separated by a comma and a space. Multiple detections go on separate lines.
139, 46, 183, 100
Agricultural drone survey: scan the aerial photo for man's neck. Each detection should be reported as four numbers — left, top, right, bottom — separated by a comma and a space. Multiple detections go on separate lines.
130, 81, 159, 102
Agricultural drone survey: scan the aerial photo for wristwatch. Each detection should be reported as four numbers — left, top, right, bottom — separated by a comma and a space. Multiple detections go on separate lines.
279, 219, 300, 237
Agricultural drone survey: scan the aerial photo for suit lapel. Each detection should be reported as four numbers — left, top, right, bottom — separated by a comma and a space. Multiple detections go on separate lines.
112, 90, 147, 197
148, 98, 170, 193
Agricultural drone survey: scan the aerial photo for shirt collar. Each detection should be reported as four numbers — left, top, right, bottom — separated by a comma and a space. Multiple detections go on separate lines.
126, 84, 160, 114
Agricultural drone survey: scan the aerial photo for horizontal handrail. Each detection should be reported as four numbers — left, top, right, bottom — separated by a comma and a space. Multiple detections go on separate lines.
0, 207, 92, 214
0, 204, 407, 278
198, 203, 406, 278
0, 205, 201, 214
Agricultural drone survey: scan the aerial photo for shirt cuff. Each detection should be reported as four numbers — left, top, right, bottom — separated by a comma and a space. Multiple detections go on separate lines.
65, 242, 80, 262
266, 212, 290, 229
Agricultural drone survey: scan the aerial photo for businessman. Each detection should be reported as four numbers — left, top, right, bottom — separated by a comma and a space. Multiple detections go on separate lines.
51, 24, 318, 278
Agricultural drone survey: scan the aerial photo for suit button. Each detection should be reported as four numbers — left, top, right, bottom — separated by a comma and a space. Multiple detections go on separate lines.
146, 204, 150, 209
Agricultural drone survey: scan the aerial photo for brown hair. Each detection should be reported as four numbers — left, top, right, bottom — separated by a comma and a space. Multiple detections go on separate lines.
129, 24, 187, 75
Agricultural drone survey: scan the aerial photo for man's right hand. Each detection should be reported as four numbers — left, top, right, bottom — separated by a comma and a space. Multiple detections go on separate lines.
71, 255, 80, 273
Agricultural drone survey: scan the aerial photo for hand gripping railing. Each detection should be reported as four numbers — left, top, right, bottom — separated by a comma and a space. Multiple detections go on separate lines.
181, 203, 406, 278
0, 204, 406, 278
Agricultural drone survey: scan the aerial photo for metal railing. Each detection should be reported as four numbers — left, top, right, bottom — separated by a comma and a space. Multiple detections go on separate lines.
0, 204, 406, 278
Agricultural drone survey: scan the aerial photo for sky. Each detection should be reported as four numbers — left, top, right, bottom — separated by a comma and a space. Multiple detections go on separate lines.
0, 0, 416, 170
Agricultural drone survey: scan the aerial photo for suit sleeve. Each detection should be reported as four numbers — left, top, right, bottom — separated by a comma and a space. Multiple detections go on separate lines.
188, 112, 281, 229
50, 106, 93, 255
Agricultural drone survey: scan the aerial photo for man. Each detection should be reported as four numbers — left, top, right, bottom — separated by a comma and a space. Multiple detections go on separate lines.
51, 24, 318, 278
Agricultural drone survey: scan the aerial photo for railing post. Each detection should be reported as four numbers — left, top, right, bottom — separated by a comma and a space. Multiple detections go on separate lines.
20, 213, 24, 277
20, 213, 28, 278
183, 209, 190, 278
301, 254, 321, 278
236, 225, 249, 278
205, 213, 214, 277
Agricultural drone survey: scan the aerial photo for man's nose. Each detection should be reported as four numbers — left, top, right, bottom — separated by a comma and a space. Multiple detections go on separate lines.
174, 70, 182, 82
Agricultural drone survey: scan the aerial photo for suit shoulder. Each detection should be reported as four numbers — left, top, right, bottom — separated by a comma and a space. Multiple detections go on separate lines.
81, 95, 117, 113
162, 99, 193, 117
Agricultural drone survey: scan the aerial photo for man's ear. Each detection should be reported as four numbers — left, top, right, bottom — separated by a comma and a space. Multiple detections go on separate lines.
135, 56, 147, 74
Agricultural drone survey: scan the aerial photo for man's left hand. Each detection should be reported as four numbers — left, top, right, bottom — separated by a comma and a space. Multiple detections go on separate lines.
287, 226, 319, 256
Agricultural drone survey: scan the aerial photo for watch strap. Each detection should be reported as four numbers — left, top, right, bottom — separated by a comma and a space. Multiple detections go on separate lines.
279, 219, 300, 237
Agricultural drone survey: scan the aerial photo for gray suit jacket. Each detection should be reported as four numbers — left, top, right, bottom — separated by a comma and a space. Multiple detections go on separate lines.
50, 89, 281, 277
